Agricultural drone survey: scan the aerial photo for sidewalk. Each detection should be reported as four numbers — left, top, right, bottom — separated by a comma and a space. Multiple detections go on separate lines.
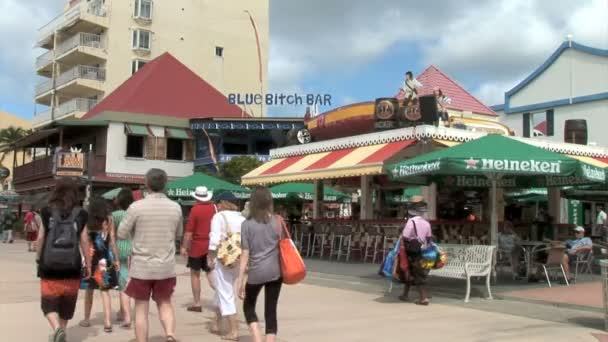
0, 242, 606, 341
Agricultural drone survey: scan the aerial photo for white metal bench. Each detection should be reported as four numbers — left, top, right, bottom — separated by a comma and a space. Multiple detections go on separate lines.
430, 244, 496, 303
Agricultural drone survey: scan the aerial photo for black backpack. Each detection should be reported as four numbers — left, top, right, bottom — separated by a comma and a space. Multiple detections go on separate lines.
41, 208, 82, 272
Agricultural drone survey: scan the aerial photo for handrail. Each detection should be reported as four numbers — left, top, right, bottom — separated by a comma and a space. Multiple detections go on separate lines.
56, 65, 106, 87
56, 32, 103, 56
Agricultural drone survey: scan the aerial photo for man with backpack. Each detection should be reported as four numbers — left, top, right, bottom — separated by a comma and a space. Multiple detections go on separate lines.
36, 178, 92, 342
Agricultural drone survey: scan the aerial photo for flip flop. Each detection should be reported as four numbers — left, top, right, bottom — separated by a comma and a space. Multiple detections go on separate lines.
187, 306, 202, 313
166, 336, 177, 342
221, 334, 239, 341
104, 326, 113, 333
79, 320, 91, 328
121, 322, 132, 329
415, 299, 430, 306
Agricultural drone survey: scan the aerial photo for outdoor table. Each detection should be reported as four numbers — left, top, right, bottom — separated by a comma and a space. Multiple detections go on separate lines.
519, 240, 547, 277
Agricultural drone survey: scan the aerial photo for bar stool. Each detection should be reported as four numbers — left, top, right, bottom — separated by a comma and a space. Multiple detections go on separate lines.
363, 225, 382, 263
345, 224, 364, 262
380, 226, 401, 263
329, 225, 350, 261
310, 224, 328, 258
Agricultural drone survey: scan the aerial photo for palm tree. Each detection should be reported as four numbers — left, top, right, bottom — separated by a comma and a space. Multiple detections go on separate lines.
0, 126, 30, 166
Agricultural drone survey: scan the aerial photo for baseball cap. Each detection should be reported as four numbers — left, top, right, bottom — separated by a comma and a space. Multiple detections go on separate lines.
216, 191, 238, 204
574, 226, 585, 233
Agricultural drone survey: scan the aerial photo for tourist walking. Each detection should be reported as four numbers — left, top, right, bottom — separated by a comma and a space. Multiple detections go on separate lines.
118, 169, 183, 342
400, 196, 432, 305
24, 207, 42, 252
1, 207, 16, 244
80, 197, 120, 332
208, 192, 245, 341
36, 178, 92, 342
113, 188, 135, 328
180, 186, 217, 312
237, 187, 284, 342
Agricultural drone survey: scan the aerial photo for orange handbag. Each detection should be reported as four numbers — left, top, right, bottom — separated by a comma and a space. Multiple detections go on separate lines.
276, 216, 306, 285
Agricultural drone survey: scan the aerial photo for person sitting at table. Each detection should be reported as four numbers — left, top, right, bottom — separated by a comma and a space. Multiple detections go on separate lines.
497, 221, 523, 279
562, 226, 593, 283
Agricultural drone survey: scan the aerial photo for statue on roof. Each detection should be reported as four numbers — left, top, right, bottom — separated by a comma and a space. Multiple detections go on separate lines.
401, 71, 423, 106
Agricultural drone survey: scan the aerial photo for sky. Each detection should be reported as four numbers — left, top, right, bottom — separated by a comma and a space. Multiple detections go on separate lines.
0, 0, 607, 119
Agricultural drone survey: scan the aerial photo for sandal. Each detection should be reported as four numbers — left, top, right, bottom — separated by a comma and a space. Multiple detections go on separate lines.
104, 326, 113, 333
121, 322, 132, 329
187, 306, 202, 313
222, 334, 239, 341
79, 320, 91, 328
166, 336, 177, 342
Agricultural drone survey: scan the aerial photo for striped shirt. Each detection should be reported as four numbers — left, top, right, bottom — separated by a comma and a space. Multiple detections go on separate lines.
117, 193, 183, 280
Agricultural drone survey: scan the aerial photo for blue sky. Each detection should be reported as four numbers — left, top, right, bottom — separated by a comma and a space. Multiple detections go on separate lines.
1, 0, 607, 119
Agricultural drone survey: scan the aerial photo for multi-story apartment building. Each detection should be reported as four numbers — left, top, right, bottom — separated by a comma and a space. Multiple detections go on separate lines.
33, 0, 269, 128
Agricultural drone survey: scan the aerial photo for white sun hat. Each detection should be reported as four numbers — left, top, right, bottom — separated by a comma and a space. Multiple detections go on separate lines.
191, 186, 213, 202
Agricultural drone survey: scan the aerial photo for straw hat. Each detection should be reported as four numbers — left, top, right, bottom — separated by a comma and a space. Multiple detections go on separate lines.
408, 195, 428, 216
191, 186, 213, 202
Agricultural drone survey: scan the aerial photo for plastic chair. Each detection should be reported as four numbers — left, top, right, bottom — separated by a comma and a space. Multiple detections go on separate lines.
537, 246, 569, 288
573, 249, 594, 283
310, 224, 328, 258
363, 225, 382, 263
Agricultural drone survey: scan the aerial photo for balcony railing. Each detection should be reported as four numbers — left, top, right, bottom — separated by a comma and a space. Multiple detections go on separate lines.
56, 98, 97, 118
13, 156, 54, 185
32, 98, 97, 127
38, 0, 107, 43
35, 79, 53, 96
32, 108, 52, 127
36, 50, 53, 70
56, 32, 104, 56
56, 65, 106, 87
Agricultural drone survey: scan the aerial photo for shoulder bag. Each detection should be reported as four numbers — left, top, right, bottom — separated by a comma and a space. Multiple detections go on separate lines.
217, 213, 242, 268
276, 215, 306, 285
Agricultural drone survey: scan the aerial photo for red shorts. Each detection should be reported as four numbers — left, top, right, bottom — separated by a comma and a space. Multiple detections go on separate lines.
125, 277, 176, 303
26, 231, 38, 242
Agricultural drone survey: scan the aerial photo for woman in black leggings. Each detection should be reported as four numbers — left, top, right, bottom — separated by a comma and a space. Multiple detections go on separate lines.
238, 187, 283, 342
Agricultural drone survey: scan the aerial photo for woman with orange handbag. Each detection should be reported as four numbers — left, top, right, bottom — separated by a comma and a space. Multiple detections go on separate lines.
237, 187, 284, 342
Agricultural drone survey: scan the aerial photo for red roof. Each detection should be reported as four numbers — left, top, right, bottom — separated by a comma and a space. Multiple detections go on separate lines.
535, 121, 547, 134
83, 53, 249, 120
396, 66, 496, 116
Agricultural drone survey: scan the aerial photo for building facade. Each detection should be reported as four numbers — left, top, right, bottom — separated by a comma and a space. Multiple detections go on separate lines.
493, 41, 608, 145
34, 0, 269, 128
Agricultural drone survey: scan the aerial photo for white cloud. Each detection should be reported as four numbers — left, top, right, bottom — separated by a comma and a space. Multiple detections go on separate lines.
270, 0, 608, 107
0, 0, 64, 113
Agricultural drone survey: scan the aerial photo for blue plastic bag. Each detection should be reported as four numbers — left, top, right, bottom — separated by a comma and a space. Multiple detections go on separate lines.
381, 238, 402, 280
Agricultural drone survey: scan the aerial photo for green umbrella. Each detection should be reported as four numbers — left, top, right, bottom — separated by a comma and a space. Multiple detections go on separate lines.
102, 188, 121, 200
387, 134, 606, 244
270, 182, 350, 202
166, 173, 250, 200
385, 186, 423, 204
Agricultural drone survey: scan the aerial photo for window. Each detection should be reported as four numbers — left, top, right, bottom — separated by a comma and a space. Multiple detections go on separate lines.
132, 29, 151, 50
524, 110, 554, 138
134, 0, 152, 20
166, 138, 184, 160
223, 143, 248, 155
131, 59, 147, 74
215, 46, 224, 58
126, 135, 144, 158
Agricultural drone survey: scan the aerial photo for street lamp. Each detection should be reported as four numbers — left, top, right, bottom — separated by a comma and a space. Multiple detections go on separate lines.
244, 10, 264, 117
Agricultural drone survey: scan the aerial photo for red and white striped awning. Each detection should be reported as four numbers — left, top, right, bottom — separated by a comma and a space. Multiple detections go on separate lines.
242, 140, 416, 185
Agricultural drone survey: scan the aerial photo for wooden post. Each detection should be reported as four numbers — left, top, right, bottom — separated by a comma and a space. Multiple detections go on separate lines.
59, 128, 64, 148
312, 180, 324, 219
360, 175, 373, 220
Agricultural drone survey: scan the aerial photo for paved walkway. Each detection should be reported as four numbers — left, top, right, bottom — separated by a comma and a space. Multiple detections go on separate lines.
504, 282, 604, 310
0, 242, 606, 341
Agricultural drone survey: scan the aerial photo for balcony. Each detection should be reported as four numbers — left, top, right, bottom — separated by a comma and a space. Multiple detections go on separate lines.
32, 98, 98, 129
37, 0, 108, 49
35, 79, 54, 105
56, 32, 106, 66
13, 156, 54, 185
56, 65, 105, 99
36, 50, 54, 76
